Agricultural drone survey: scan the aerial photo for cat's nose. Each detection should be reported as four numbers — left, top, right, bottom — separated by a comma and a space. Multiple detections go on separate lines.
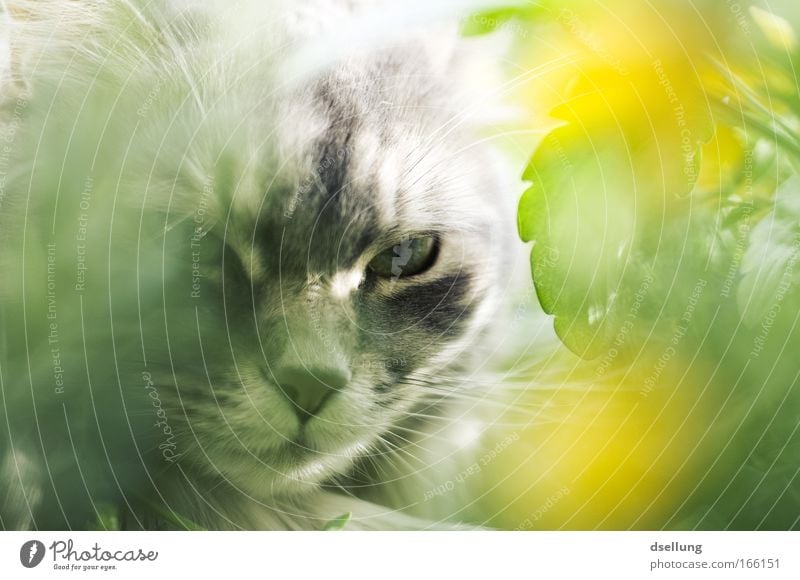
273, 364, 351, 422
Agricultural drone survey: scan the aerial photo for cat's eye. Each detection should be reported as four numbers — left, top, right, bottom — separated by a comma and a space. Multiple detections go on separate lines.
367, 236, 439, 279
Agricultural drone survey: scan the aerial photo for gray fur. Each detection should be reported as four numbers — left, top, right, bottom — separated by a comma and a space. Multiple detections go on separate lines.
0, 0, 519, 530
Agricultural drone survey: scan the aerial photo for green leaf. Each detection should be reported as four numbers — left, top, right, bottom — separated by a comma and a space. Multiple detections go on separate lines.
517, 60, 713, 358
323, 512, 352, 531
518, 125, 639, 357
460, 4, 543, 37
738, 175, 800, 325
461, 8, 515, 37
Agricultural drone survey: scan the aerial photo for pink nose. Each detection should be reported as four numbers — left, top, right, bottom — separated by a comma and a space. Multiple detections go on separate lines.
272, 364, 351, 422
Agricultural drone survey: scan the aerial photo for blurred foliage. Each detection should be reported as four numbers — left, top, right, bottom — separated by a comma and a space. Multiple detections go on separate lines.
87, 503, 122, 531
465, 0, 800, 529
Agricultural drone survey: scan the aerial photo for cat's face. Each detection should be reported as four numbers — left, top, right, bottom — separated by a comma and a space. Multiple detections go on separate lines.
0, 0, 516, 526
133, 49, 514, 497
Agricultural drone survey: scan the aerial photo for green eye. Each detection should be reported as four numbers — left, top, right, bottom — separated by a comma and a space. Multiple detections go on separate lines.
367, 236, 439, 279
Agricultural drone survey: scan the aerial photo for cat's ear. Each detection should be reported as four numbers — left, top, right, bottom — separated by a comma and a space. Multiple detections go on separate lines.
0, 0, 165, 101
0, 1, 90, 100
0, 1, 67, 94
0, 4, 24, 100
432, 23, 519, 127
278, 2, 471, 86
419, 22, 460, 76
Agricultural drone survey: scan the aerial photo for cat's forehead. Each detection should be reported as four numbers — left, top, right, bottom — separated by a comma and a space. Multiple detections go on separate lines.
254, 68, 460, 273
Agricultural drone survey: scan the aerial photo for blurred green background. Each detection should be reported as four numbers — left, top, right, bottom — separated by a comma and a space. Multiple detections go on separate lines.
2, 0, 798, 531
464, 0, 800, 530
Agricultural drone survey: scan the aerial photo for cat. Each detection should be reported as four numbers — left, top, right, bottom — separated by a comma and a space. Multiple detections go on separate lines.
0, 0, 527, 530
